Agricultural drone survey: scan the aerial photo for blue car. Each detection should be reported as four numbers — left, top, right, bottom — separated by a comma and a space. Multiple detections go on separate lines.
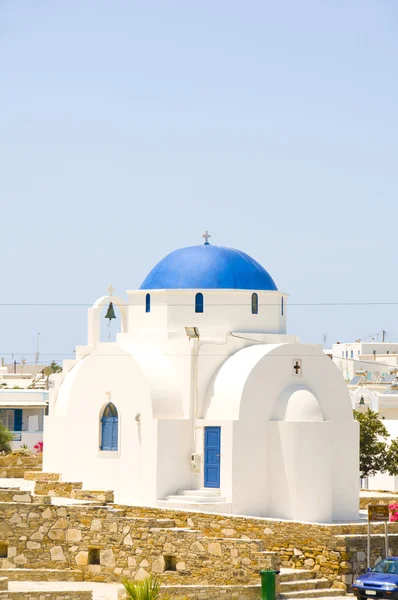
353, 559, 398, 599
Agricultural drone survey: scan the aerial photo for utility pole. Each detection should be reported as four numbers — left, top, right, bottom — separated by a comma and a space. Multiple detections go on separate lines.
35, 333, 40, 364
382, 330, 387, 342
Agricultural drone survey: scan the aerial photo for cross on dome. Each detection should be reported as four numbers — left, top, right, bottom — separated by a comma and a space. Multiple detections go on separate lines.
106, 284, 115, 296
202, 230, 211, 245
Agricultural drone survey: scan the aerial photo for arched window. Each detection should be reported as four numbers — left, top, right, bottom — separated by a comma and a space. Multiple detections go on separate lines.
101, 403, 118, 451
195, 292, 204, 313
251, 293, 258, 315
145, 293, 151, 313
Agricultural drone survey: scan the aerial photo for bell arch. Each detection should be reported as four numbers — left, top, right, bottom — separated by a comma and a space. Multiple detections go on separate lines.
87, 295, 128, 347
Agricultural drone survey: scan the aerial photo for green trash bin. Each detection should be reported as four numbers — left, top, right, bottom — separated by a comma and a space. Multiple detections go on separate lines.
260, 569, 280, 600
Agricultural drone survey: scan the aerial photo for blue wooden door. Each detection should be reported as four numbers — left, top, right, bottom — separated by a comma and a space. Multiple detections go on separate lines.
204, 426, 221, 488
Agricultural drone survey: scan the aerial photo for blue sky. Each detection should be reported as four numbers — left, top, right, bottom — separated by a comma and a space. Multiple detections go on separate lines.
0, 1, 397, 363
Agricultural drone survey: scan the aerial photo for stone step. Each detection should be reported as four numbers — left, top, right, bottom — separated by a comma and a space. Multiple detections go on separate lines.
24, 472, 61, 482
280, 569, 316, 582
0, 568, 83, 582
0, 489, 50, 504
0, 468, 26, 478
70, 489, 114, 503
166, 494, 227, 503
278, 590, 345, 599
280, 579, 332, 593
34, 481, 83, 497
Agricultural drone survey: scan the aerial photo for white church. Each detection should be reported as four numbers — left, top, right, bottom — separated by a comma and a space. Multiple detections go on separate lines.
43, 233, 359, 523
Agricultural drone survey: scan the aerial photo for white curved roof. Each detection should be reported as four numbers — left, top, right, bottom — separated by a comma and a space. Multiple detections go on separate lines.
205, 342, 353, 422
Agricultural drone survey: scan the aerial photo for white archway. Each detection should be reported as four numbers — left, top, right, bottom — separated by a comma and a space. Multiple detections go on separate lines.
87, 295, 128, 347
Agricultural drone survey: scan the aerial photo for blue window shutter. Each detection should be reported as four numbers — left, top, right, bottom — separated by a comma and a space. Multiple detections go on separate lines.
111, 417, 118, 451
101, 418, 112, 450
251, 293, 258, 314
14, 409, 22, 432
195, 293, 204, 313
145, 294, 151, 313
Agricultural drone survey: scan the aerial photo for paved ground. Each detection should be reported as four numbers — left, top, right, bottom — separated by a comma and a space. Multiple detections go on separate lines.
0, 477, 34, 491
9, 581, 122, 600
8, 582, 351, 600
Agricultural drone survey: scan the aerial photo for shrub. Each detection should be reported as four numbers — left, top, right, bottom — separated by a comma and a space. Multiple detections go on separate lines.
34, 441, 43, 454
122, 575, 162, 600
0, 424, 13, 454
14, 444, 31, 456
390, 503, 398, 522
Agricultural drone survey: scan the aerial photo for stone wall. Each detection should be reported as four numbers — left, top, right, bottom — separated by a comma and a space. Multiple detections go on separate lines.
360, 495, 398, 509
0, 456, 42, 468
117, 505, 398, 590
118, 584, 261, 600
0, 569, 83, 582
0, 502, 277, 585
3, 486, 398, 592
0, 593, 92, 599
0, 455, 42, 478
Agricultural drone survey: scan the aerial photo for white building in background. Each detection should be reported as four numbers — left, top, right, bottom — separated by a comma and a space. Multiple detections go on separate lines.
43, 236, 359, 523
331, 341, 398, 491
0, 364, 54, 450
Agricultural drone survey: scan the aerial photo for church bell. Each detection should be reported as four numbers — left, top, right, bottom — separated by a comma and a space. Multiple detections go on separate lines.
104, 302, 116, 321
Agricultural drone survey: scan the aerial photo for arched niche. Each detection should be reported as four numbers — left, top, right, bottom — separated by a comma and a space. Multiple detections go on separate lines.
271, 385, 324, 422
87, 295, 128, 346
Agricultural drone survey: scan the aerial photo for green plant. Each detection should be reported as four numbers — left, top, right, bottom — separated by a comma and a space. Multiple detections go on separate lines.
0, 423, 13, 454
14, 444, 31, 456
354, 408, 390, 478
122, 575, 162, 600
50, 361, 63, 373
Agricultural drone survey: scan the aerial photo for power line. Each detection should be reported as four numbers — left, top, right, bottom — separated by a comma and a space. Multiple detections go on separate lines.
0, 301, 397, 307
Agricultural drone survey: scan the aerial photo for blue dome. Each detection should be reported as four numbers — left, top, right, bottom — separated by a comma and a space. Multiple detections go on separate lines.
140, 245, 278, 291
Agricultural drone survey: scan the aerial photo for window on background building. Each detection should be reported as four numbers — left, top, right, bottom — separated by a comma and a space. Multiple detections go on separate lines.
342, 351, 344, 357
145, 293, 151, 313
195, 292, 204, 313
0, 409, 14, 431
350, 351, 353, 359
251, 293, 258, 314
100, 403, 118, 451
281, 297, 284, 316
345, 351, 348, 358
373, 350, 376, 356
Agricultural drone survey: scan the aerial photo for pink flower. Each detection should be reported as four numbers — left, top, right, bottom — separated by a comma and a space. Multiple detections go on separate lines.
389, 503, 398, 522
34, 441, 43, 454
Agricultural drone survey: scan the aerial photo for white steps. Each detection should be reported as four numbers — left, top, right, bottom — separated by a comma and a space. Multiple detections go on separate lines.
279, 591, 345, 599
178, 489, 222, 498
165, 488, 226, 503
167, 489, 226, 503
158, 488, 231, 513
280, 569, 315, 582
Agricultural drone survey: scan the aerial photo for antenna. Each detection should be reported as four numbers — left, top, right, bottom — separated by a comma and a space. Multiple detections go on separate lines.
35, 333, 40, 364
